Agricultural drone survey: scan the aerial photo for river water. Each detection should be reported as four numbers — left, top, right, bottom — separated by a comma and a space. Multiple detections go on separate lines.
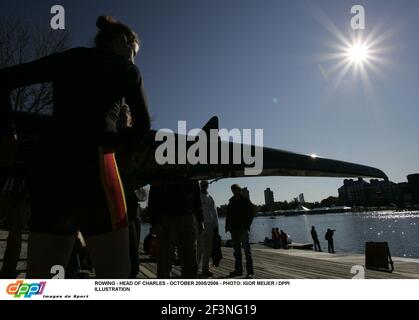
141, 211, 419, 259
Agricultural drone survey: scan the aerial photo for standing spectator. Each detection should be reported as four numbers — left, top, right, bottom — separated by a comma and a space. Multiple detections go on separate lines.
271, 228, 277, 241
311, 226, 322, 252
325, 228, 336, 254
274, 227, 281, 248
211, 228, 223, 267
143, 228, 156, 255
225, 184, 255, 279
148, 180, 204, 278
280, 230, 288, 249
271, 228, 281, 249
197, 180, 219, 277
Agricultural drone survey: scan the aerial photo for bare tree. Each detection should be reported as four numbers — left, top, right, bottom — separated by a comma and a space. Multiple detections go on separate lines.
0, 17, 70, 114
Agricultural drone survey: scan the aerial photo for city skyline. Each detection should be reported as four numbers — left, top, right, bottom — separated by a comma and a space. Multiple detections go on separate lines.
211, 172, 418, 207
264, 188, 275, 206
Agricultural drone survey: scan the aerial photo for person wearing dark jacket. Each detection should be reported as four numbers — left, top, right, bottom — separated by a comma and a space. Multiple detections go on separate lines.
0, 15, 151, 278
311, 226, 322, 252
143, 228, 156, 255
148, 180, 204, 278
280, 230, 288, 249
225, 184, 254, 278
325, 228, 336, 253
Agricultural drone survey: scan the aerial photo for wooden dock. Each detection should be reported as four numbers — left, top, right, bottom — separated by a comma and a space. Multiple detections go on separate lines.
138, 244, 419, 279
2, 230, 418, 279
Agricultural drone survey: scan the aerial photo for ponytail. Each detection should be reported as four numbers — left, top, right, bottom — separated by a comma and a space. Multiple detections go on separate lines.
95, 15, 140, 49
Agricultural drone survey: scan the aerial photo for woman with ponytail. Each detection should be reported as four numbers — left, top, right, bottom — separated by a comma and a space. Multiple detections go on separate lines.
0, 15, 151, 278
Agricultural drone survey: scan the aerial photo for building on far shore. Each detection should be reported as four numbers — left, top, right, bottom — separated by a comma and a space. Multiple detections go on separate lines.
408, 174, 419, 204
264, 188, 274, 206
298, 193, 305, 204
338, 178, 369, 205
338, 174, 419, 206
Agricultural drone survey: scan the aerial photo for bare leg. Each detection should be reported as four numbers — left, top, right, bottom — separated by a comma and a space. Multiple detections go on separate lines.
128, 221, 140, 278
27, 233, 75, 279
85, 227, 130, 279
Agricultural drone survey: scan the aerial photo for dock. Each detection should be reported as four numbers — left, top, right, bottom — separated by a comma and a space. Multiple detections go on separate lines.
139, 244, 419, 279
1, 231, 418, 279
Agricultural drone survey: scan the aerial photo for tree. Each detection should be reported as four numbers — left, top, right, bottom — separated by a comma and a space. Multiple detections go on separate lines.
0, 17, 70, 114
320, 196, 340, 207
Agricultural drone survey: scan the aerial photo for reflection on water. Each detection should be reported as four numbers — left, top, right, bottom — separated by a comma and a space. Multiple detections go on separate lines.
141, 211, 419, 259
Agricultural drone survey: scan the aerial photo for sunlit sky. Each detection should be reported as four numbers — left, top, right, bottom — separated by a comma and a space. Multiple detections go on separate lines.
2, 0, 419, 206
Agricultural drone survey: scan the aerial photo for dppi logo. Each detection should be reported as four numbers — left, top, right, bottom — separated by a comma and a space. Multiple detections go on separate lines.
6, 280, 46, 298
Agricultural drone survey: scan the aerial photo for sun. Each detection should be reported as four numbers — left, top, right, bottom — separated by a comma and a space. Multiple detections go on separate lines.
317, 29, 390, 90
346, 42, 370, 64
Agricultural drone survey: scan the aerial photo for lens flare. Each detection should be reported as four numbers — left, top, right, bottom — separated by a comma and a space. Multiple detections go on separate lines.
347, 43, 370, 64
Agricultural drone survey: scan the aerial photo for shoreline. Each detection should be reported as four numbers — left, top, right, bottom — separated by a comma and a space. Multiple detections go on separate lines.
251, 243, 419, 264
218, 240, 419, 263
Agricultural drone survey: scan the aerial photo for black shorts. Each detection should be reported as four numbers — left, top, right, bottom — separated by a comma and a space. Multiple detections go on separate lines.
29, 147, 128, 236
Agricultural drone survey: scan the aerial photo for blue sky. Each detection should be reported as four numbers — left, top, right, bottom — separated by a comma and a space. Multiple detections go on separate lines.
2, 0, 419, 205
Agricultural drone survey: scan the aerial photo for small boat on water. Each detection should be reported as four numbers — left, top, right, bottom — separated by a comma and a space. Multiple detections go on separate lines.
260, 239, 314, 251
288, 243, 314, 250
220, 238, 313, 251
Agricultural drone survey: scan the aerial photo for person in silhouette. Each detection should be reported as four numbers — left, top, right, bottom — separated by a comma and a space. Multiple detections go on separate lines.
0, 175, 29, 279
197, 180, 219, 277
226, 184, 255, 279
148, 180, 204, 279
280, 230, 288, 249
271, 227, 280, 249
0, 15, 151, 278
143, 228, 156, 255
275, 227, 281, 248
325, 228, 336, 253
311, 226, 322, 252
211, 227, 223, 267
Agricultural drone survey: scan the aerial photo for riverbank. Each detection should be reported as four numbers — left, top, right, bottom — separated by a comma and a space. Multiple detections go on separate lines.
210, 212, 419, 259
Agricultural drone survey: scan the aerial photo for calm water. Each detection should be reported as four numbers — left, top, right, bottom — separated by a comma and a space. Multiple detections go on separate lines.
140, 211, 419, 259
